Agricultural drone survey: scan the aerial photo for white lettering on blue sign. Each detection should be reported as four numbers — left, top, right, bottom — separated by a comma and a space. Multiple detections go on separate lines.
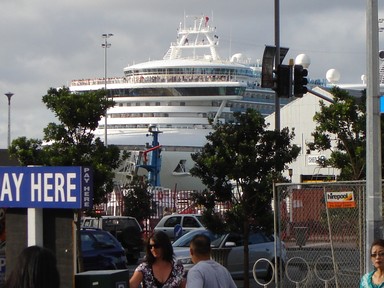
81, 167, 93, 209
0, 167, 93, 209
30, 173, 77, 203
0, 173, 23, 202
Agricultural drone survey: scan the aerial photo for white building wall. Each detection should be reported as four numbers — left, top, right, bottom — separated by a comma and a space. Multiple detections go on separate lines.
265, 87, 339, 183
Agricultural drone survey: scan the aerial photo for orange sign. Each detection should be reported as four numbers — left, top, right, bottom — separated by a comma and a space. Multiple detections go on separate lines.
326, 191, 356, 209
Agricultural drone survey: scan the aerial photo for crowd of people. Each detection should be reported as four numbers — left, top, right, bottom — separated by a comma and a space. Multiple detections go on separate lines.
129, 230, 236, 288
2, 231, 234, 288
6, 235, 384, 287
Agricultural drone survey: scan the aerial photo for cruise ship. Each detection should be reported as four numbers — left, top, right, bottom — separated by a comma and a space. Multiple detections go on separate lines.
69, 14, 289, 191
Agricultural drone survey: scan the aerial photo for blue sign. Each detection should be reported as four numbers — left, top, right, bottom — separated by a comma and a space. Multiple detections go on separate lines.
0, 166, 93, 209
174, 224, 182, 239
381, 96, 384, 113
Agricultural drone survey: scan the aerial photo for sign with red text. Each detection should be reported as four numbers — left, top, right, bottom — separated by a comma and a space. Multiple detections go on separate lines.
326, 191, 355, 208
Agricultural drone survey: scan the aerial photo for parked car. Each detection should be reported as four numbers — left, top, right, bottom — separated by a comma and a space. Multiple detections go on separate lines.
172, 229, 286, 280
81, 216, 143, 264
154, 214, 205, 240
80, 228, 128, 271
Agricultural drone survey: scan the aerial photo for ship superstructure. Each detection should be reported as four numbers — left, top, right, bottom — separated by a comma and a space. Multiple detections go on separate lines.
69, 14, 288, 190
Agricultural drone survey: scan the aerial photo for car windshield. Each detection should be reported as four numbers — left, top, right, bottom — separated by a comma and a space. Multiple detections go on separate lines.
172, 230, 225, 248
195, 215, 204, 225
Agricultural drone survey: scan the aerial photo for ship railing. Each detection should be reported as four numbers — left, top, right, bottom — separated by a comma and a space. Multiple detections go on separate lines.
70, 77, 127, 86
169, 41, 218, 49
179, 25, 216, 34
70, 74, 257, 88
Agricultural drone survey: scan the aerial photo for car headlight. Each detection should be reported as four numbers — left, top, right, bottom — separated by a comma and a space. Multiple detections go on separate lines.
178, 257, 193, 265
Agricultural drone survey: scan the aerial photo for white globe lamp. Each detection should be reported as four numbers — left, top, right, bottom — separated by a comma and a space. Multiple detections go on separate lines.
295, 54, 311, 69
326, 69, 341, 84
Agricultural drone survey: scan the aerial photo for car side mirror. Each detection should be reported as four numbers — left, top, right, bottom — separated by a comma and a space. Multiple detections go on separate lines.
224, 241, 236, 247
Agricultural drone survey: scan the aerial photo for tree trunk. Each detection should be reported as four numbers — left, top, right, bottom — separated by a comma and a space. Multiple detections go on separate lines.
243, 218, 250, 288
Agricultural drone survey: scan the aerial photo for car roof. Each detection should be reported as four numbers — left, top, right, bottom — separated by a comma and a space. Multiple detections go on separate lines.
83, 216, 137, 219
172, 229, 224, 247
162, 214, 202, 218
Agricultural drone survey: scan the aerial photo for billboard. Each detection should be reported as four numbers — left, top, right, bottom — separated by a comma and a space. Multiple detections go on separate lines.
0, 166, 93, 209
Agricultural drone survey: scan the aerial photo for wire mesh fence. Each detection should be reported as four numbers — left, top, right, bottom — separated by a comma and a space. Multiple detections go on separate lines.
118, 181, 374, 287
275, 181, 366, 288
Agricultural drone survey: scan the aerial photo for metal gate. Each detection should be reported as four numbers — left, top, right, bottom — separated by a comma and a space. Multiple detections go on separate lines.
274, 181, 368, 288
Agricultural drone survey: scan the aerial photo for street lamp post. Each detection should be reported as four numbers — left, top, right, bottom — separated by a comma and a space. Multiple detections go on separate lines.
288, 168, 293, 182
5, 92, 14, 148
102, 33, 113, 146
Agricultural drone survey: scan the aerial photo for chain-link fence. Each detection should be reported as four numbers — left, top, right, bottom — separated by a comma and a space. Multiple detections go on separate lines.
274, 181, 367, 288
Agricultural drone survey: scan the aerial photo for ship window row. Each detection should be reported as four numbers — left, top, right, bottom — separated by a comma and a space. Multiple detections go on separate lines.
243, 91, 274, 100
109, 87, 245, 97
101, 124, 213, 130
116, 101, 228, 107
227, 102, 275, 112
114, 100, 274, 112
124, 67, 254, 78
71, 74, 258, 88
123, 75, 258, 89
109, 112, 208, 118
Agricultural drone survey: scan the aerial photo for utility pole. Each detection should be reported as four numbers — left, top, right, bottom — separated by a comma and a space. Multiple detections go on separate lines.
274, 0, 280, 132
102, 33, 113, 146
5, 92, 14, 148
365, 0, 382, 272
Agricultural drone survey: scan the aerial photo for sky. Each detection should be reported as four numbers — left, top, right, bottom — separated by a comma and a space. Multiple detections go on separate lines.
0, 0, 382, 149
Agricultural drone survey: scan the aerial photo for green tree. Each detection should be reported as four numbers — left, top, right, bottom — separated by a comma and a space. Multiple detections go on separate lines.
9, 87, 127, 204
9, 87, 128, 271
307, 87, 366, 180
190, 109, 300, 287
123, 175, 153, 224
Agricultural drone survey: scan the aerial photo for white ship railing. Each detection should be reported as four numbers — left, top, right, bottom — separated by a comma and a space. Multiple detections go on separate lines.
70, 74, 257, 88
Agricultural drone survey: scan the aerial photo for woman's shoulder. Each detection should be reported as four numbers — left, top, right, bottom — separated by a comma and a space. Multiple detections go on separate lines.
135, 261, 150, 272
172, 259, 184, 272
173, 258, 183, 267
360, 270, 375, 287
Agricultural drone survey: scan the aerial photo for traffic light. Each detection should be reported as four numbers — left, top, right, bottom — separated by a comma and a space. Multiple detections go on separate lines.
293, 64, 308, 97
273, 64, 292, 98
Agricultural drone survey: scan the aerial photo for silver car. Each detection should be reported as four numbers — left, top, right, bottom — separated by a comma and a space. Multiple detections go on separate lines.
172, 229, 286, 280
154, 214, 205, 240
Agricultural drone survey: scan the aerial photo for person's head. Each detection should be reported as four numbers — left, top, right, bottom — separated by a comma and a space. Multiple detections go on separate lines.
145, 231, 174, 265
370, 239, 384, 269
4, 245, 60, 288
189, 234, 211, 264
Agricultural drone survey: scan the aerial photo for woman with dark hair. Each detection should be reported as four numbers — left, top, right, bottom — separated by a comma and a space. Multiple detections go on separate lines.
4, 245, 60, 288
130, 231, 184, 288
360, 239, 384, 287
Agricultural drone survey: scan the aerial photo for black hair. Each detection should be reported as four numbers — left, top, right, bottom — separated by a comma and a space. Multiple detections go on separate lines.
371, 239, 384, 252
145, 231, 174, 265
190, 234, 211, 256
4, 245, 60, 288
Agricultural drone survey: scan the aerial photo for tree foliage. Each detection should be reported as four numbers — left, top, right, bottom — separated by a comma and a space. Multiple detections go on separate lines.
307, 87, 366, 180
123, 175, 154, 223
9, 87, 127, 205
190, 109, 300, 284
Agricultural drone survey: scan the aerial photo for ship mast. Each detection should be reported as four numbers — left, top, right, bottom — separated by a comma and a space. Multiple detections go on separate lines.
164, 14, 219, 61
